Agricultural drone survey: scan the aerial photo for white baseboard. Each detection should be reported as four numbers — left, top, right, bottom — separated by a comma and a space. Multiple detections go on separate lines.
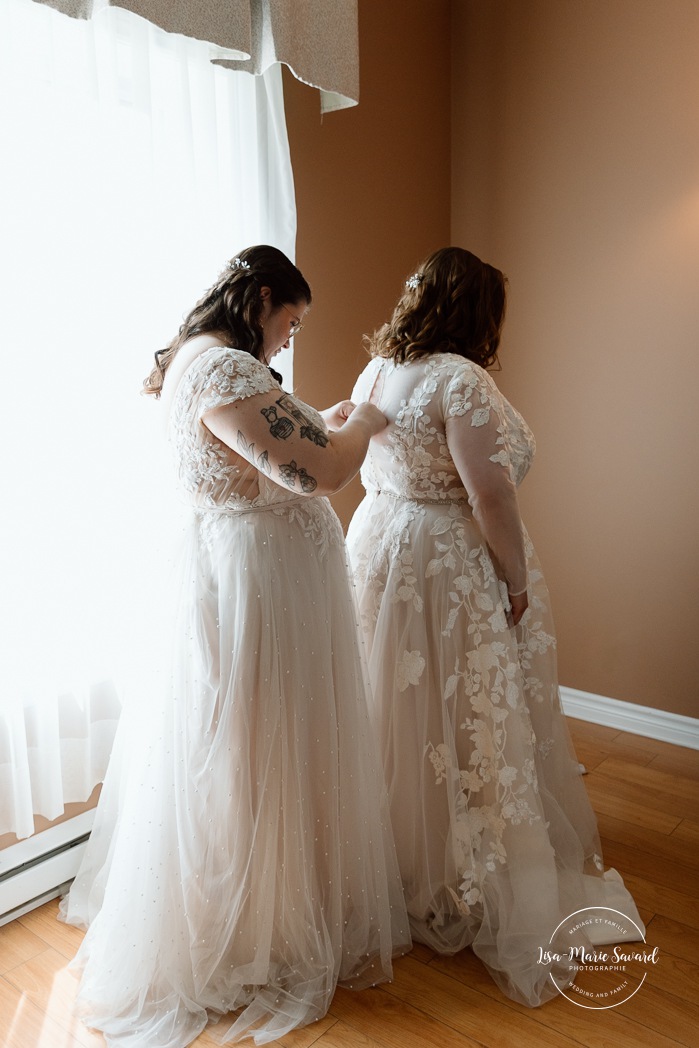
560, 686, 699, 751
0, 810, 95, 926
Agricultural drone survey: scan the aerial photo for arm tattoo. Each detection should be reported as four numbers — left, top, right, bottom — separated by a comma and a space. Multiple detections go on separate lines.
237, 431, 254, 456
260, 404, 294, 439
236, 431, 271, 476
299, 422, 329, 447
279, 460, 317, 493
269, 393, 330, 448
257, 449, 271, 476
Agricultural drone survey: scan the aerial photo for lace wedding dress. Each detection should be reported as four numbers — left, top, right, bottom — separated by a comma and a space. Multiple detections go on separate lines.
346, 352, 643, 1007
60, 347, 410, 1047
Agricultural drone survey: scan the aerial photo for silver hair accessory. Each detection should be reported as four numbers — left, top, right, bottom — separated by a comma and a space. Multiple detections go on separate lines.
405, 272, 423, 290
229, 256, 250, 270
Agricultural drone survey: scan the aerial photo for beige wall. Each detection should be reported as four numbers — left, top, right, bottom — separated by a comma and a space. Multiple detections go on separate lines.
286, 0, 697, 718
451, 0, 699, 716
284, 0, 452, 526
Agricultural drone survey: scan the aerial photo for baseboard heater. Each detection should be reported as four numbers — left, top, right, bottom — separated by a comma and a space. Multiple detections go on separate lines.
0, 809, 95, 927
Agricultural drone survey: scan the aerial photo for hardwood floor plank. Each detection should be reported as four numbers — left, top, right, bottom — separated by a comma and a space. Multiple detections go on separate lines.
644, 914, 699, 965
594, 758, 699, 811
405, 943, 436, 965
612, 733, 697, 760
572, 739, 657, 772
582, 778, 683, 834
312, 1018, 388, 1048
568, 740, 611, 773
600, 982, 699, 1048
17, 900, 85, 964
0, 920, 49, 975
596, 813, 699, 873
195, 1012, 338, 1047
566, 719, 623, 745
2, 947, 103, 1048
330, 983, 483, 1048
669, 818, 699, 850
647, 749, 699, 782
0, 974, 87, 1048
621, 873, 699, 932
426, 947, 689, 1048
641, 948, 699, 1006
598, 838, 699, 897
382, 955, 583, 1048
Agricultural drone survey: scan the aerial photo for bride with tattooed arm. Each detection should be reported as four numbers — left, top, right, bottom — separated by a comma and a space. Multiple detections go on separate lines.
59, 245, 410, 1048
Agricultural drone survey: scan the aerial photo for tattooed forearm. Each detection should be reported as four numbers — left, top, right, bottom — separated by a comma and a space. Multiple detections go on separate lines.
271, 393, 329, 447
236, 431, 272, 476
237, 431, 254, 455
257, 449, 271, 475
299, 423, 329, 447
260, 405, 294, 439
278, 460, 318, 493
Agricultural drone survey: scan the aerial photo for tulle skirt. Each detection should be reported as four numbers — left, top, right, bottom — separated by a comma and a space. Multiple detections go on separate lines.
60, 496, 411, 1046
346, 492, 643, 1007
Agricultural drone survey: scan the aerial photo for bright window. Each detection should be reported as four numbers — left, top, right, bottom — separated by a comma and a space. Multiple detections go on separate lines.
0, 0, 297, 837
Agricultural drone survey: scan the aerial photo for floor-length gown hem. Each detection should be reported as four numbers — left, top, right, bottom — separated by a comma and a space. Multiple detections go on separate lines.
59, 348, 410, 1047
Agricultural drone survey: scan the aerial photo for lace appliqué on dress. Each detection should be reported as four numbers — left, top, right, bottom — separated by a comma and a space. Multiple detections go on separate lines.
385, 363, 467, 502
170, 349, 279, 511
445, 361, 535, 486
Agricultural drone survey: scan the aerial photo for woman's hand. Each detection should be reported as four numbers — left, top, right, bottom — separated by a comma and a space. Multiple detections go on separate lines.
349, 402, 388, 437
321, 400, 356, 431
507, 589, 529, 627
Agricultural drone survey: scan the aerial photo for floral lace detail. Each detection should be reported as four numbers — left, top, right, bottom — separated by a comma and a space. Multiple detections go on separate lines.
271, 498, 344, 561
434, 646, 541, 915
197, 349, 278, 413
351, 502, 423, 634
359, 355, 534, 503
444, 360, 535, 487
170, 348, 280, 511
397, 649, 426, 691
347, 353, 626, 953
382, 361, 467, 501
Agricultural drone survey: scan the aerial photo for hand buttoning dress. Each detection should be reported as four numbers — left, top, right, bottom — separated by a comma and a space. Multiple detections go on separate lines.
346, 352, 643, 1007
60, 347, 411, 1047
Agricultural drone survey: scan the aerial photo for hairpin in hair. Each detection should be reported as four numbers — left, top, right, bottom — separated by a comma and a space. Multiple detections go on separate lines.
405, 272, 423, 290
229, 256, 250, 270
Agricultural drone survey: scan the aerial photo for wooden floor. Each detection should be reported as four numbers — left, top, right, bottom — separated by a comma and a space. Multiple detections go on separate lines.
1, 718, 697, 1048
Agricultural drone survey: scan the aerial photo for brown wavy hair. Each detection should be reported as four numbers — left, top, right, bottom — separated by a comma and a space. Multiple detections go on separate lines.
368, 247, 506, 369
143, 245, 311, 397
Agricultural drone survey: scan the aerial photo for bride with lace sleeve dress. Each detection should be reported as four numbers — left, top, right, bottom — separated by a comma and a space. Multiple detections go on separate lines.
59, 246, 410, 1048
346, 247, 643, 1008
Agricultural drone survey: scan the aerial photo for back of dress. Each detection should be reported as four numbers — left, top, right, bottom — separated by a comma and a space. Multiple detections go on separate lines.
346, 350, 644, 1007
351, 352, 535, 504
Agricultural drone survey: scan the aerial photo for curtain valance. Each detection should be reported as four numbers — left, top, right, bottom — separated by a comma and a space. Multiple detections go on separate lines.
33, 0, 359, 112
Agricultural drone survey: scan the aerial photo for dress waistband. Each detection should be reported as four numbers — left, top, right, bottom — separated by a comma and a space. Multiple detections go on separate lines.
372, 489, 469, 506
191, 495, 309, 516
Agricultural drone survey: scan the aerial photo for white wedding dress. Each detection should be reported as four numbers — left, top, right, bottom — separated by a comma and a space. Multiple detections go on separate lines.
346, 352, 643, 1007
60, 347, 411, 1047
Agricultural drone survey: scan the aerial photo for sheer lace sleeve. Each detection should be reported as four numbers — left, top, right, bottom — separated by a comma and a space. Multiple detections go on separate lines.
199, 350, 373, 499
443, 363, 527, 595
198, 348, 279, 413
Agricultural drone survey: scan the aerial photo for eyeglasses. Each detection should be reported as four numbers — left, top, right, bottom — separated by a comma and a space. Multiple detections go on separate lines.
280, 303, 304, 336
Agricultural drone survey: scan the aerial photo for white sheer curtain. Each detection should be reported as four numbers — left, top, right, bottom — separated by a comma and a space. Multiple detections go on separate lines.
0, 0, 297, 838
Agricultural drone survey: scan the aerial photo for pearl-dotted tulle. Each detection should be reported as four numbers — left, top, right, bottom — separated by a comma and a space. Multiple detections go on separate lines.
60, 338, 412, 1046
60, 498, 411, 1046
